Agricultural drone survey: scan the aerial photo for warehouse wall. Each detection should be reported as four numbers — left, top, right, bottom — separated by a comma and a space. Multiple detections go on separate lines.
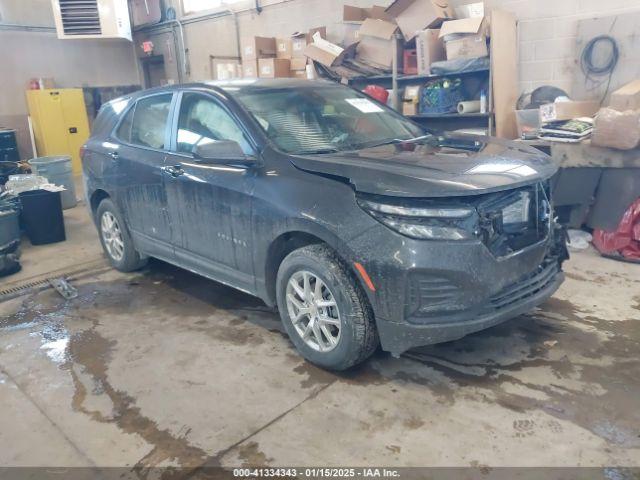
485, 0, 640, 96
0, 0, 141, 159
138, 0, 640, 96
134, 0, 392, 84
3, 0, 640, 160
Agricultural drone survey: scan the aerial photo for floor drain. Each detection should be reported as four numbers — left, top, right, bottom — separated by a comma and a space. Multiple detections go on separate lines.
0, 259, 110, 302
0, 278, 51, 298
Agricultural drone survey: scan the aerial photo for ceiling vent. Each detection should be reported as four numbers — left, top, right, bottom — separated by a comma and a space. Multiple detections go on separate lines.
51, 0, 132, 41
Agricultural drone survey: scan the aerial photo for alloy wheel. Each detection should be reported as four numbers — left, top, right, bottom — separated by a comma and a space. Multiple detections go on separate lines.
100, 211, 125, 262
285, 270, 341, 352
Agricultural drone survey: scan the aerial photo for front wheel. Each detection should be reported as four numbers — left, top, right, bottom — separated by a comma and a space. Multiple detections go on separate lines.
96, 198, 147, 272
276, 244, 378, 370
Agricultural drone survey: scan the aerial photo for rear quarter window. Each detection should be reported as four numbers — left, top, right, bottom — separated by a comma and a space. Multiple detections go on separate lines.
115, 104, 135, 144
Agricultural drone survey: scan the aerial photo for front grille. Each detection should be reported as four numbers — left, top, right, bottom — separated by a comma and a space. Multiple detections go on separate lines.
490, 261, 559, 311
405, 274, 460, 317
478, 182, 551, 257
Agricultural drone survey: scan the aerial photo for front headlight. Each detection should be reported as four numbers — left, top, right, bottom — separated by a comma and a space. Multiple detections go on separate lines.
357, 198, 477, 240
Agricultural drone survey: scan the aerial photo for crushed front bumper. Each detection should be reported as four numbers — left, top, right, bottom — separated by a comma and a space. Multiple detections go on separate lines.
348, 221, 567, 356
376, 264, 564, 355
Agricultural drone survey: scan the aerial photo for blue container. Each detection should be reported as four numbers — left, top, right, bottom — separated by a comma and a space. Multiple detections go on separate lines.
420, 78, 464, 114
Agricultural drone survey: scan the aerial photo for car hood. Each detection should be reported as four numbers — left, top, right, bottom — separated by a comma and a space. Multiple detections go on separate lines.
289, 134, 557, 197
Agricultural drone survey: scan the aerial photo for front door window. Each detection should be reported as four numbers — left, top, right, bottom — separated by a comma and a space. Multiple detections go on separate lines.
176, 93, 251, 155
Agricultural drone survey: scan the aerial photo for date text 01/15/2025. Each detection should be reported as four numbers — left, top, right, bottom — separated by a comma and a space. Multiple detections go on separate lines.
233, 468, 400, 478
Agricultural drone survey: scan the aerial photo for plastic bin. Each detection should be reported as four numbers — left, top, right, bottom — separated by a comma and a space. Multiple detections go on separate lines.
0, 204, 20, 247
28, 156, 77, 209
0, 200, 21, 277
18, 189, 66, 245
515, 109, 541, 138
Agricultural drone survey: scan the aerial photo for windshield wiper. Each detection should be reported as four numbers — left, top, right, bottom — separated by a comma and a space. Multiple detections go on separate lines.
357, 134, 434, 150
297, 147, 340, 155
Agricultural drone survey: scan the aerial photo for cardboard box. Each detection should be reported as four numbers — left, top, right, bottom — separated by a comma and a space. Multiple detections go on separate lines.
211, 59, 242, 80
454, 2, 484, 19
343, 24, 361, 45
403, 102, 418, 115
609, 79, 640, 111
291, 69, 308, 79
242, 59, 259, 78
445, 34, 487, 60
241, 36, 276, 60
402, 85, 421, 116
343, 4, 392, 22
304, 35, 346, 67
439, 16, 487, 39
356, 18, 399, 68
291, 32, 308, 58
539, 100, 600, 124
386, 0, 454, 42
308, 26, 327, 40
290, 57, 308, 71
258, 58, 291, 78
415, 28, 445, 74
276, 38, 292, 59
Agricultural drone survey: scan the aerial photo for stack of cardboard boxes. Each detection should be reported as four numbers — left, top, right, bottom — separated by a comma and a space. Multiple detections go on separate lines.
237, 1, 490, 82
337, 1, 454, 73
241, 36, 277, 78
241, 28, 326, 79
276, 34, 307, 79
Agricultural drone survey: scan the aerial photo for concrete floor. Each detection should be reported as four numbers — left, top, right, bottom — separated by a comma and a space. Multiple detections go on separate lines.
1, 199, 639, 472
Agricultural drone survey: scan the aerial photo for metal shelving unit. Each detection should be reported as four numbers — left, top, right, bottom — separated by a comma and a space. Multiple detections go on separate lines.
408, 112, 492, 119
347, 67, 490, 86
347, 34, 494, 135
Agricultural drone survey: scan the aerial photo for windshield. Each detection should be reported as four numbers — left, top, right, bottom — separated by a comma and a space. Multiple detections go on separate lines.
233, 85, 424, 155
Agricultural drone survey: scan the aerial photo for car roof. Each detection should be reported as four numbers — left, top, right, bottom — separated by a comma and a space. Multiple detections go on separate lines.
111, 78, 341, 105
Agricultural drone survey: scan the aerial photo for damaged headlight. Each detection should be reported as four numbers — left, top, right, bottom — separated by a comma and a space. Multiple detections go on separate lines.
357, 198, 477, 240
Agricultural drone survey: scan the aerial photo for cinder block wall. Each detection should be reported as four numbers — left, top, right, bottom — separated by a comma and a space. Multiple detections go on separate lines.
154, 0, 640, 96
484, 0, 640, 95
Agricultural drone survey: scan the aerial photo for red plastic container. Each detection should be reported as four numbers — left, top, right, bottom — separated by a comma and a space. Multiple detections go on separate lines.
363, 85, 389, 105
403, 49, 418, 75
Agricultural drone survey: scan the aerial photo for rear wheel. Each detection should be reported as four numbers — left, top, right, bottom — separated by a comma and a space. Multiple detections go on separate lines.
276, 244, 378, 370
96, 199, 147, 272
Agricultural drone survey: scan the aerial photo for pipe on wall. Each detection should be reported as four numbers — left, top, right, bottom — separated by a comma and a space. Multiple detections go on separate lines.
135, 8, 243, 78
0, 23, 56, 32
133, 0, 299, 81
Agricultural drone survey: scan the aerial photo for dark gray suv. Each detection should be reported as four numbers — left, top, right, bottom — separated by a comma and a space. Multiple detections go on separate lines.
82, 79, 567, 370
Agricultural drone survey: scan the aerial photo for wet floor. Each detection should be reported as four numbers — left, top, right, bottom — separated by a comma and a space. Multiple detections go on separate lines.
1, 250, 639, 473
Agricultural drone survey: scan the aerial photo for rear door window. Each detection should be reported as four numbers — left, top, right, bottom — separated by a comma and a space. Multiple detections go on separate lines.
119, 94, 173, 150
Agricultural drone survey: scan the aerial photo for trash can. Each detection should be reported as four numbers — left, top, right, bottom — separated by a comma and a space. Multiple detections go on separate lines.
0, 197, 21, 277
0, 161, 21, 186
28, 156, 77, 209
18, 189, 66, 245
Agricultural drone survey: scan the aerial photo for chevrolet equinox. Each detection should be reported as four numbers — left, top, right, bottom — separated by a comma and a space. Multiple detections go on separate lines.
82, 79, 568, 370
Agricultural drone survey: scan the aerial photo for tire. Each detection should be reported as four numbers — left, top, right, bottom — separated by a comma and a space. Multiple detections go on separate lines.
96, 198, 147, 272
276, 244, 378, 370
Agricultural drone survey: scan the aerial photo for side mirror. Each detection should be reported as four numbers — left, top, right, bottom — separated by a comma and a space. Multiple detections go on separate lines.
192, 140, 255, 165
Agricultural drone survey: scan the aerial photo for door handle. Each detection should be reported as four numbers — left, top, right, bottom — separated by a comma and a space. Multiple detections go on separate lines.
162, 165, 184, 178
108, 151, 119, 161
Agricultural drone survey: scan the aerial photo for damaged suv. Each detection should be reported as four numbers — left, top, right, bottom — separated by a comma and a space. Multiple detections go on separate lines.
82, 79, 567, 370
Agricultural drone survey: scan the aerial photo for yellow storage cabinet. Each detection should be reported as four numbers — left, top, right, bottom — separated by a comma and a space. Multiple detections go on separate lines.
26, 89, 90, 175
